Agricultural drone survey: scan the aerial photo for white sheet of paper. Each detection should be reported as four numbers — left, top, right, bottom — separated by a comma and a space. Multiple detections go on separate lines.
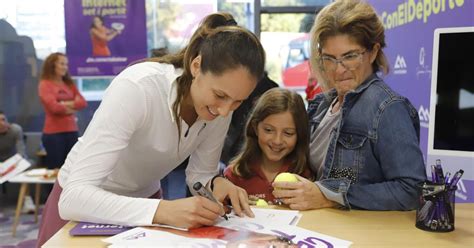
104, 207, 352, 248
219, 207, 300, 226
103, 227, 219, 247
217, 216, 352, 248
0, 154, 31, 184
147, 223, 188, 231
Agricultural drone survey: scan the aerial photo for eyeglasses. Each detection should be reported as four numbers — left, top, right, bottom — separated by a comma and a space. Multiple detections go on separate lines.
319, 50, 366, 72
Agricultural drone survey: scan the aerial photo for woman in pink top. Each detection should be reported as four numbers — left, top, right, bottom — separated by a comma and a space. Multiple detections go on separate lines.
38, 52, 87, 169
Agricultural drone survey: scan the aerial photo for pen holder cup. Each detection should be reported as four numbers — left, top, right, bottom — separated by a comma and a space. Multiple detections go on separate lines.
415, 182, 456, 232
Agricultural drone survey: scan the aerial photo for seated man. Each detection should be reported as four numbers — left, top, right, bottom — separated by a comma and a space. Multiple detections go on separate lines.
0, 110, 35, 213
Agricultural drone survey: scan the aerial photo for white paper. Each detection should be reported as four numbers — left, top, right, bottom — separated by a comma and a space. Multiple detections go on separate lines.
217, 219, 352, 248
146, 223, 188, 231
104, 208, 351, 248
0, 154, 31, 184
219, 207, 300, 227
104, 227, 219, 247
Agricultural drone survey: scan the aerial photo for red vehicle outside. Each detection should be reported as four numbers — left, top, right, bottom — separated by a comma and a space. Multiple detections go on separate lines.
281, 34, 321, 101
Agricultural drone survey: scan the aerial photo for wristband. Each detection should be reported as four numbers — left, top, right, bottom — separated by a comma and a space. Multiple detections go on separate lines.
210, 174, 223, 192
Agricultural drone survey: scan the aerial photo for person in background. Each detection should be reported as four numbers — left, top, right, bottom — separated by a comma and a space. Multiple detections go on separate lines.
220, 72, 278, 166
224, 88, 312, 205
273, 0, 426, 211
305, 65, 322, 101
0, 110, 27, 161
0, 110, 35, 213
38, 52, 87, 170
37, 12, 266, 247
90, 16, 120, 57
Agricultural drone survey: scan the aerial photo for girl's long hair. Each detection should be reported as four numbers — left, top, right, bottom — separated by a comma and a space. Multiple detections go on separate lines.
231, 88, 310, 179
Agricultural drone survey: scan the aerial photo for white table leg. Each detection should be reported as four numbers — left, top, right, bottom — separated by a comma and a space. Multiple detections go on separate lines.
12, 183, 28, 237
34, 183, 41, 223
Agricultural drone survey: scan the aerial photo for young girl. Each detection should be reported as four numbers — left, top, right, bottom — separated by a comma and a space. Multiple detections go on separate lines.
37, 12, 266, 246
224, 88, 312, 205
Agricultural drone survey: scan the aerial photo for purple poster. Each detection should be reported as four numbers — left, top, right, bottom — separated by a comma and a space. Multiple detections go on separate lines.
368, 0, 474, 202
65, 0, 147, 77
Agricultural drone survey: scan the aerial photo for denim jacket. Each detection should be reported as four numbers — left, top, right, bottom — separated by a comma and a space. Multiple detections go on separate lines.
308, 74, 427, 210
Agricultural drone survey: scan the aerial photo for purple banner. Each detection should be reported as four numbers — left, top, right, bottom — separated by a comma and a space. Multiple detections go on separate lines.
368, 0, 474, 202
65, 0, 147, 77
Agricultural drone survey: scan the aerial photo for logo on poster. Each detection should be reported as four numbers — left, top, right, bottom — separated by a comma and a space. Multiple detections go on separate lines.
416, 47, 431, 80
394, 55, 407, 74
418, 105, 429, 128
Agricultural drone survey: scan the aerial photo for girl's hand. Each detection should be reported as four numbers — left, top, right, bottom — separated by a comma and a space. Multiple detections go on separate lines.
212, 177, 254, 218
272, 174, 336, 210
153, 197, 224, 229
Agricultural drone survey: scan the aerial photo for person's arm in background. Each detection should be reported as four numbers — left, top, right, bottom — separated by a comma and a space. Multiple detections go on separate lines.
90, 27, 119, 41
38, 81, 69, 115
59, 84, 88, 111
73, 85, 88, 110
13, 124, 27, 160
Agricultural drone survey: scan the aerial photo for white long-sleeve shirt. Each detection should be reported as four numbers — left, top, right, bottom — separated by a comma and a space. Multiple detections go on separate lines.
57, 62, 231, 226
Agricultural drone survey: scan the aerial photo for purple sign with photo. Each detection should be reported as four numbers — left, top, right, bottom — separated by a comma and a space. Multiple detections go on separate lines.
65, 0, 147, 77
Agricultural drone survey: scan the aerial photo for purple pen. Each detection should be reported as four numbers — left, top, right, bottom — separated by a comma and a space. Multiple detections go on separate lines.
448, 170, 464, 190
431, 165, 437, 183
435, 160, 445, 184
444, 172, 451, 185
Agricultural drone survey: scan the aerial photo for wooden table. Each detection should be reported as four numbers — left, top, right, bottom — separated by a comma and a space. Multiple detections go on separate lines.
8, 170, 55, 237
43, 204, 474, 247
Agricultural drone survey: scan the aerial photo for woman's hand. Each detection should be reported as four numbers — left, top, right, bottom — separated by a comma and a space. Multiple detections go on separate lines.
212, 177, 254, 218
60, 100, 75, 108
60, 101, 76, 114
272, 174, 336, 210
153, 197, 224, 229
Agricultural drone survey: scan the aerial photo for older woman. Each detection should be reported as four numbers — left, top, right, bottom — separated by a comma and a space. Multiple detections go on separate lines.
38, 53, 87, 170
273, 0, 426, 211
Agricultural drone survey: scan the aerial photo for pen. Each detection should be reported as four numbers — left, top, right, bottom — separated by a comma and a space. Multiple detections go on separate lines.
444, 172, 451, 185
193, 182, 229, 220
434, 159, 445, 184
448, 169, 464, 190
430, 165, 437, 183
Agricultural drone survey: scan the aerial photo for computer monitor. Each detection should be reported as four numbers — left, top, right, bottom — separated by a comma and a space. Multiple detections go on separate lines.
427, 27, 474, 191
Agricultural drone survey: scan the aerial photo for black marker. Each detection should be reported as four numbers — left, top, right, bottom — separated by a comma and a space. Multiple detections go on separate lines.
193, 182, 228, 220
